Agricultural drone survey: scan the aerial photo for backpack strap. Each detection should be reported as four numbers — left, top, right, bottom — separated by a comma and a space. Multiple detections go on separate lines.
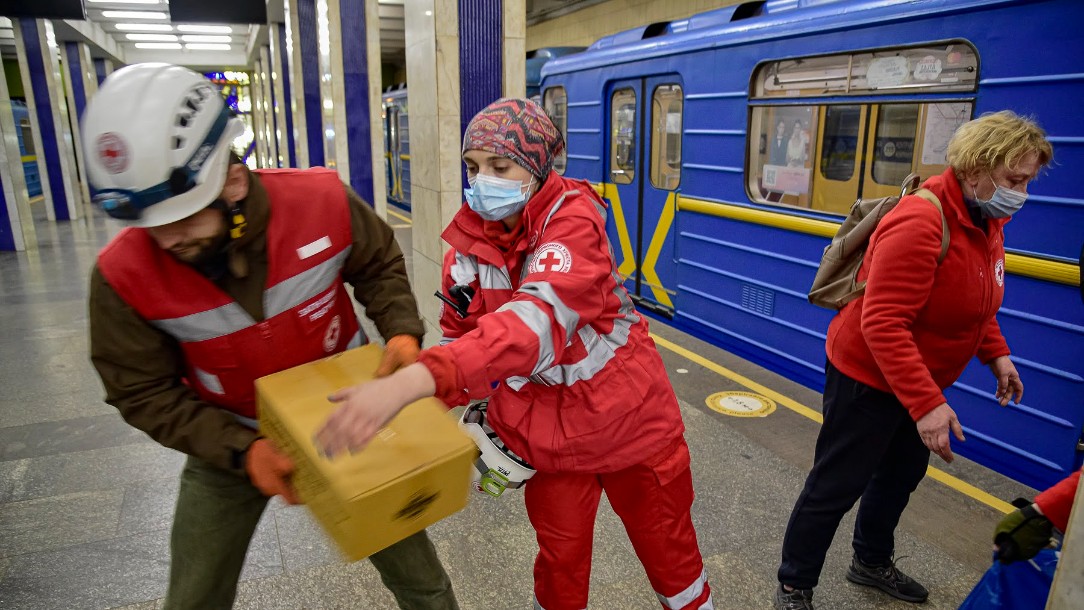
911, 188, 950, 264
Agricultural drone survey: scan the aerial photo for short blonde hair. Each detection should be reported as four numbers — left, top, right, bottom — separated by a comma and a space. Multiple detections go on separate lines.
946, 110, 1053, 174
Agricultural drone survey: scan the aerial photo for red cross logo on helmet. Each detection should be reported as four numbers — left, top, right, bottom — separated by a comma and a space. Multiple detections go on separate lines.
96, 133, 129, 174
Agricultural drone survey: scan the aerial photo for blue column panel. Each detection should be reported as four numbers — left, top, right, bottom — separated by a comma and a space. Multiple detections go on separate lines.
65, 42, 87, 119
296, 0, 324, 167
278, 23, 297, 168
0, 174, 13, 250
20, 20, 70, 220
93, 58, 108, 86
263, 46, 279, 167
339, 0, 373, 203
458, 0, 503, 139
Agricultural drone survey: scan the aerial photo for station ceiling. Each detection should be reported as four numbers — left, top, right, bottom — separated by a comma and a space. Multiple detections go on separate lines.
0, 0, 605, 68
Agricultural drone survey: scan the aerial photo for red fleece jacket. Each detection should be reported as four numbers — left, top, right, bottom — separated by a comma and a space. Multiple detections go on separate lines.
826, 168, 1011, 421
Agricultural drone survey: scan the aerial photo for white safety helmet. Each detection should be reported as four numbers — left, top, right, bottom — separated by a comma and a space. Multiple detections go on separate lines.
82, 63, 244, 227
458, 401, 535, 497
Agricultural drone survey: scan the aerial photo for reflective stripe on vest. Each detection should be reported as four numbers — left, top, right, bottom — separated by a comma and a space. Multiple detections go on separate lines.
450, 251, 513, 291
150, 247, 351, 341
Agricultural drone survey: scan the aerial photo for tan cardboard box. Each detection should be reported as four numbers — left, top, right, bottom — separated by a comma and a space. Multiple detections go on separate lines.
256, 345, 475, 561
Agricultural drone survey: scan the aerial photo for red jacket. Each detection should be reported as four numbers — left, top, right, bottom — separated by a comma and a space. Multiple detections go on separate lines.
826, 168, 1011, 421
1035, 467, 1081, 532
419, 172, 685, 473
97, 169, 362, 419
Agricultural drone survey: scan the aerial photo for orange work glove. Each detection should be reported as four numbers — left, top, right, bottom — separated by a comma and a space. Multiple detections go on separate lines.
245, 438, 300, 504
375, 334, 421, 377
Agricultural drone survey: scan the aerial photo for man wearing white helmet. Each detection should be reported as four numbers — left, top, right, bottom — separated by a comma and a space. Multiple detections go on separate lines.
84, 63, 459, 609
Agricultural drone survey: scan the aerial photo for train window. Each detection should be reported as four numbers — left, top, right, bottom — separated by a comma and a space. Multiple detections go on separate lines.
753, 42, 978, 99
387, 107, 399, 151
650, 84, 683, 190
820, 105, 861, 181
610, 88, 636, 185
543, 87, 568, 174
749, 101, 972, 214
749, 106, 818, 208
19, 119, 34, 155
871, 104, 918, 186
397, 111, 409, 155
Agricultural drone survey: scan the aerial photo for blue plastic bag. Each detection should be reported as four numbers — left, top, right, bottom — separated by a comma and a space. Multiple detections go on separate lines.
958, 549, 1058, 610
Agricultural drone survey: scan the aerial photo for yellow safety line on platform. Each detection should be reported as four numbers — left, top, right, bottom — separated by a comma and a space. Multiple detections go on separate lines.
387, 208, 412, 225
650, 333, 1014, 514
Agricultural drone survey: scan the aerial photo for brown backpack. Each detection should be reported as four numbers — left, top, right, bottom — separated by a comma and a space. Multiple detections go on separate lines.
808, 173, 949, 310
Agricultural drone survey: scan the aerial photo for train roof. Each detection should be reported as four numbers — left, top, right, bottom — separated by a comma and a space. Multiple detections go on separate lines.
541, 0, 1014, 77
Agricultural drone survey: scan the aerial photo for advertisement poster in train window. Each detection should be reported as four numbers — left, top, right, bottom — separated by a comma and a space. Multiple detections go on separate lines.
921, 102, 971, 166
762, 107, 813, 195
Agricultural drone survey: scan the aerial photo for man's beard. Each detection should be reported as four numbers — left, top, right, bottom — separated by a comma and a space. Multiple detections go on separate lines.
170, 230, 229, 266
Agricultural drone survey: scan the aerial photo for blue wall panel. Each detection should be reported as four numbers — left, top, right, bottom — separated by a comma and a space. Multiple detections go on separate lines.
93, 58, 108, 86
20, 20, 69, 220
278, 23, 296, 168
64, 42, 87, 121
458, 0, 503, 151
296, 0, 324, 167
0, 174, 14, 250
339, 0, 373, 203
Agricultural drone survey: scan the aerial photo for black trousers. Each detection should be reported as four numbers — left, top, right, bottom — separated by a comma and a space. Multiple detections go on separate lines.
777, 360, 931, 590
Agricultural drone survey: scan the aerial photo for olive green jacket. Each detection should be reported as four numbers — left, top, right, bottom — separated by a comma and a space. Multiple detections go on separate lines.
89, 171, 423, 473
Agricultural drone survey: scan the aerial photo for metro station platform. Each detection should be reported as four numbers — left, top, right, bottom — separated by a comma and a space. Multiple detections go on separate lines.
0, 204, 1037, 609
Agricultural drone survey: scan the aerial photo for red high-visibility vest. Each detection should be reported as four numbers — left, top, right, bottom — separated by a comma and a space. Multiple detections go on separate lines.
98, 168, 362, 418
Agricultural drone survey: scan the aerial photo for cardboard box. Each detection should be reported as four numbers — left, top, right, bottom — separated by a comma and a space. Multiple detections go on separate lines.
256, 345, 475, 561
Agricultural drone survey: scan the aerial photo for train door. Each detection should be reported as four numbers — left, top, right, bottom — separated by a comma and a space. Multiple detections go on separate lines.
606, 76, 683, 316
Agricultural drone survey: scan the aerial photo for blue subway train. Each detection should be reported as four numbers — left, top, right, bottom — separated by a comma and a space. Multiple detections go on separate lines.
526, 47, 586, 100
11, 100, 43, 199
382, 87, 411, 211
540, 0, 1083, 490
383, 47, 587, 211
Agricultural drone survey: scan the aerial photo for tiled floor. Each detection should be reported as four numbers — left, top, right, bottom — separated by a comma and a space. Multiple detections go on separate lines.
0, 204, 1036, 609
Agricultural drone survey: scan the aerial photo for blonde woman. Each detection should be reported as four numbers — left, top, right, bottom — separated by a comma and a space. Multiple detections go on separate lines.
774, 111, 1054, 610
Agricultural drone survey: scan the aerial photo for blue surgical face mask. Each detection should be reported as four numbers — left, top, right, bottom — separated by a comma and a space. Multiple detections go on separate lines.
464, 173, 535, 221
966, 176, 1028, 219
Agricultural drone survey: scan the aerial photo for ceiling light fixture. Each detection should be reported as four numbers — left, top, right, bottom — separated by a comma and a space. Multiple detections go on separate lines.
134, 42, 182, 49
181, 35, 230, 43
176, 25, 233, 33
114, 23, 173, 31
100, 11, 167, 19
185, 43, 231, 51
126, 33, 178, 41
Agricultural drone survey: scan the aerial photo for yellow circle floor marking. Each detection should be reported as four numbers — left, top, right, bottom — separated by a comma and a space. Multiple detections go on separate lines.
706, 391, 777, 418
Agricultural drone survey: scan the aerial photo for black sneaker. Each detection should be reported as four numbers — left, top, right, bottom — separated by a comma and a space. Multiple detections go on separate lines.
845, 554, 929, 603
773, 584, 815, 610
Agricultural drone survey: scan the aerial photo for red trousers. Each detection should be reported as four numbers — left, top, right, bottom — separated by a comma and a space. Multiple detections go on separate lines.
525, 439, 714, 610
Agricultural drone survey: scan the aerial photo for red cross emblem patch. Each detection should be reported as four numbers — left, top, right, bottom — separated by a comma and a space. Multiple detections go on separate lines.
323, 315, 342, 352
96, 133, 129, 174
529, 242, 573, 274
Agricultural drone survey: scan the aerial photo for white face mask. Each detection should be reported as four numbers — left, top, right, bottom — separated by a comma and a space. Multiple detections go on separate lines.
968, 176, 1028, 219
464, 173, 535, 221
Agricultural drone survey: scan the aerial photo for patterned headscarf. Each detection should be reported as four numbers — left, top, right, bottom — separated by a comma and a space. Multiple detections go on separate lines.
462, 97, 566, 180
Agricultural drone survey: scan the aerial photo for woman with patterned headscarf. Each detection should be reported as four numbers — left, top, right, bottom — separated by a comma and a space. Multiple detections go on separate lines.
317, 98, 713, 610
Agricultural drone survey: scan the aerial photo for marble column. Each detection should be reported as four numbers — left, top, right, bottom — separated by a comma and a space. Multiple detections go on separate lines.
0, 59, 35, 251
14, 19, 79, 221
